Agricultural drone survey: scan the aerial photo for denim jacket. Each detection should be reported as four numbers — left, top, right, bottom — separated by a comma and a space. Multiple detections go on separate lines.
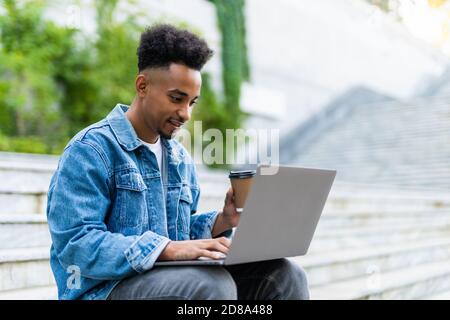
47, 104, 227, 300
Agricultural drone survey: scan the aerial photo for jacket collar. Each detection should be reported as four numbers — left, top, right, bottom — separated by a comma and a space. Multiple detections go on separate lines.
106, 104, 179, 162
107, 104, 143, 151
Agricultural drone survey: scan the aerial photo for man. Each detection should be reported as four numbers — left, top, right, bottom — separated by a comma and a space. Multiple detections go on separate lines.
47, 24, 309, 300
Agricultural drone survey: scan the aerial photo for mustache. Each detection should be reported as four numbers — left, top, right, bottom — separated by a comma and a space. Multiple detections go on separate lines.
169, 118, 185, 126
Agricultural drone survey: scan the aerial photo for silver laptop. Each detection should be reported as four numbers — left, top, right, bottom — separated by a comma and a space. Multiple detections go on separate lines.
154, 165, 336, 267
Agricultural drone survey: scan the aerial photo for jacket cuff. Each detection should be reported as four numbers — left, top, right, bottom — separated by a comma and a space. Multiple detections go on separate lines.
190, 211, 233, 240
211, 211, 234, 239
124, 231, 171, 273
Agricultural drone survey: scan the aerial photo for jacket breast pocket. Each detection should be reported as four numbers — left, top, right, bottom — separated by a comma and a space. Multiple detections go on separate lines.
177, 186, 193, 235
115, 171, 149, 231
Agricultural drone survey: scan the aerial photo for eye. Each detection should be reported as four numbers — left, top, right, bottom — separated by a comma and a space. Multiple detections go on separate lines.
170, 95, 182, 102
190, 100, 198, 107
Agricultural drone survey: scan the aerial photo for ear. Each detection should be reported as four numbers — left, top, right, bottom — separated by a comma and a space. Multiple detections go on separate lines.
135, 74, 147, 98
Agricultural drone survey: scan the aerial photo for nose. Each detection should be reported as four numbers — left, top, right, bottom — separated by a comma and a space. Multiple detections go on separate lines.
177, 103, 191, 123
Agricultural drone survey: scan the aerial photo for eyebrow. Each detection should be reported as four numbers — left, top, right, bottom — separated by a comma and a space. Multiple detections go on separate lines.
168, 89, 199, 100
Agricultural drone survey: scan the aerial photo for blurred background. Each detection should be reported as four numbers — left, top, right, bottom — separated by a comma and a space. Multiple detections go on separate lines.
1, 0, 450, 299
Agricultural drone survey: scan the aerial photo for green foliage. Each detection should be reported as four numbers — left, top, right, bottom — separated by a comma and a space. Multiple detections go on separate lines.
0, 0, 140, 152
187, 73, 241, 170
195, 0, 249, 169
191, 74, 239, 133
56, 0, 140, 135
208, 0, 249, 120
0, 132, 48, 153
366, 0, 391, 12
0, 0, 249, 162
0, 0, 76, 142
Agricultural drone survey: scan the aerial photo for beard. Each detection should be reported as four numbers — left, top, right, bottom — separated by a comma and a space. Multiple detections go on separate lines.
158, 128, 174, 140
159, 119, 184, 140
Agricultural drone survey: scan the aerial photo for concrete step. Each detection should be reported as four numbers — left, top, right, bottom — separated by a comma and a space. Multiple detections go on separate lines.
2, 186, 448, 217
308, 132, 450, 151
0, 247, 54, 292
0, 192, 47, 215
292, 237, 450, 287
306, 164, 450, 182
3, 210, 448, 253
1, 152, 448, 198
0, 215, 51, 249
425, 290, 450, 300
202, 202, 450, 227
0, 285, 57, 300
324, 196, 450, 212
315, 217, 450, 237
0, 168, 54, 194
200, 191, 450, 214
310, 220, 450, 252
2, 238, 449, 299
309, 259, 450, 300
306, 148, 450, 164
2, 158, 450, 215
304, 132, 449, 148
333, 121, 450, 135
1, 209, 448, 253
4, 189, 446, 216
198, 195, 450, 228
318, 209, 450, 228
0, 151, 59, 165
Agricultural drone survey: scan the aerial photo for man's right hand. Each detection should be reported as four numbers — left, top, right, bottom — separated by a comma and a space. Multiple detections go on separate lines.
157, 237, 231, 261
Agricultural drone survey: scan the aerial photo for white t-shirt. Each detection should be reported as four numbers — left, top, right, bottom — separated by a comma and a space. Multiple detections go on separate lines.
142, 138, 162, 172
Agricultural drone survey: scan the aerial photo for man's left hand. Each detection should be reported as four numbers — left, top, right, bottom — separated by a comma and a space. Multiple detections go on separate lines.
212, 187, 240, 237
221, 187, 240, 228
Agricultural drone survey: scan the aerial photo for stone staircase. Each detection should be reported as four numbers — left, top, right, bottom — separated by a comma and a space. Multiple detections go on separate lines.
1, 152, 450, 299
0, 153, 56, 299
298, 186, 450, 299
281, 91, 450, 191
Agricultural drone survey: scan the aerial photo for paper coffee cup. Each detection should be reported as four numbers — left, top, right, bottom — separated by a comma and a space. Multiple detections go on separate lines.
229, 170, 256, 213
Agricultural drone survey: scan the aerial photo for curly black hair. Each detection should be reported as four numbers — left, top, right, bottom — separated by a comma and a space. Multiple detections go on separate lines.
137, 24, 214, 72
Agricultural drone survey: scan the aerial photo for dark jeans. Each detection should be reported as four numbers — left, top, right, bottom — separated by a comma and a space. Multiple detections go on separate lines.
107, 258, 310, 300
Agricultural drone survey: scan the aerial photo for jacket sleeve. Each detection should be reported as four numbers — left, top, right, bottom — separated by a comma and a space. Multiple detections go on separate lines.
47, 140, 170, 280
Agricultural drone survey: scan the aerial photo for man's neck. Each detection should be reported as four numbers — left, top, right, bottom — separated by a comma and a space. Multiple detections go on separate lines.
126, 101, 160, 144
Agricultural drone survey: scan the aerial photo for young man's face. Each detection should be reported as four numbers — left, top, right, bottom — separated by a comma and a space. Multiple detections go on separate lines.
137, 63, 201, 140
